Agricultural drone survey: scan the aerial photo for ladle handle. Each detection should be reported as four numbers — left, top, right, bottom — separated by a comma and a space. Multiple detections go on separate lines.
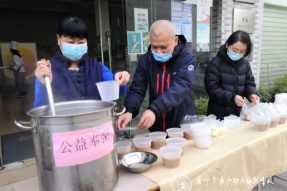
45, 76, 56, 116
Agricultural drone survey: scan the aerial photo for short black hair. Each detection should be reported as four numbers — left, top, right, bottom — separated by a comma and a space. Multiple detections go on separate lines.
57, 16, 88, 39
225, 30, 252, 56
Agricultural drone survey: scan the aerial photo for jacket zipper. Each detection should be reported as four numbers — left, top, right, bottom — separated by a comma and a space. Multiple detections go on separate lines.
156, 74, 159, 94
167, 74, 170, 89
162, 63, 167, 131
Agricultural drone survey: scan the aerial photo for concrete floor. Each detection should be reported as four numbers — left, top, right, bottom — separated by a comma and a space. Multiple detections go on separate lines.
0, 79, 33, 136
251, 173, 287, 191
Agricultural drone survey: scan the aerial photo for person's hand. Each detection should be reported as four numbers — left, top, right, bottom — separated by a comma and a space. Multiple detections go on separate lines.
117, 112, 133, 130
234, 95, 244, 107
35, 59, 52, 85
137, 109, 156, 129
249, 94, 260, 104
114, 71, 130, 86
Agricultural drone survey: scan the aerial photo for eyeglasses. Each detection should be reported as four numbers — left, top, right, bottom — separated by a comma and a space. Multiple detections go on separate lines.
229, 47, 246, 55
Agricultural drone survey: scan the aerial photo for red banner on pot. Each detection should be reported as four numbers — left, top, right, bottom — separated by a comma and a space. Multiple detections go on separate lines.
52, 121, 114, 167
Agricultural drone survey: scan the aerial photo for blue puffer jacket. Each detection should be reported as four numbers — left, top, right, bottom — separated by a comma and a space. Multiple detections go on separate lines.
33, 51, 127, 107
124, 35, 196, 132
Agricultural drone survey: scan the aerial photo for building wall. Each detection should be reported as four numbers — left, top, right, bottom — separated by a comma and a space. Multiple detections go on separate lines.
210, 0, 223, 57
260, 3, 287, 88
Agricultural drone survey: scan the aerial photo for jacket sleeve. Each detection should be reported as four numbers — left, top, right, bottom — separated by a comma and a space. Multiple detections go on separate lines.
124, 56, 148, 117
148, 53, 196, 117
204, 61, 235, 104
243, 62, 257, 99
33, 79, 48, 108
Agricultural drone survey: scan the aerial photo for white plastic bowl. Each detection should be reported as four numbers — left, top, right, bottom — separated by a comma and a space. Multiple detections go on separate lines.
180, 124, 193, 139
166, 128, 184, 138
116, 140, 132, 155
160, 146, 182, 168
148, 131, 167, 149
132, 137, 152, 152
166, 137, 186, 148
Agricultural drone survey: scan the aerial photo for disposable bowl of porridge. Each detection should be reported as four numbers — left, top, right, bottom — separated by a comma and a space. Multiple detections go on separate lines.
160, 146, 182, 168
116, 140, 132, 159
132, 137, 152, 152
166, 128, 184, 138
148, 131, 167, 149
166, 137, 187, 148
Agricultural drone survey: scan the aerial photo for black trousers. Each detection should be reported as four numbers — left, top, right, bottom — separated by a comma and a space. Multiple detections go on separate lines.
14, 71, 26, 95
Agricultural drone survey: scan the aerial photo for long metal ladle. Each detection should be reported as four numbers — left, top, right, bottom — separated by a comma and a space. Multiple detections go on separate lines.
45, 76, 56, 116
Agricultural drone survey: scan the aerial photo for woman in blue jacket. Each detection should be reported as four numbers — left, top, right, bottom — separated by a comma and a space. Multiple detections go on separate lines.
34, 16, 129, 107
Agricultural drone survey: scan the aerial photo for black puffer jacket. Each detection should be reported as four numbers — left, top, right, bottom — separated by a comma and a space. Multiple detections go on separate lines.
204, 45, 257, 120
125, 35, 196, 132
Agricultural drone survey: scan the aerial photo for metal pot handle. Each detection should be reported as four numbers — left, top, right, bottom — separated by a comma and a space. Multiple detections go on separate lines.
113, 105, 126, 116
14, 119, 32, 129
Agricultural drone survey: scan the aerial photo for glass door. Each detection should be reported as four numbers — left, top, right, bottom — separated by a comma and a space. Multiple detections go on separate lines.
95, 0, 127, 73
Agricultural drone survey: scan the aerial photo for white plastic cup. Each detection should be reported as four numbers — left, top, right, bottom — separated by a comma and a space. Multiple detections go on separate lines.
96, 80, 119, 101
132, 137, 152, 152
191, 127, 212, 149
166, 128, 184, 138
160, 146, 182, 168
148, 131, 167, 149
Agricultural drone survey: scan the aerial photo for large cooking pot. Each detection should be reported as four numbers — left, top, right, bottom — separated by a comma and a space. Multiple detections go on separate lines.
15, 100, 125, 191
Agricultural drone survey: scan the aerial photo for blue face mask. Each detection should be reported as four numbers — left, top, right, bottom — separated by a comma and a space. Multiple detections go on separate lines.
61, 42, 88, 61
152, 51, 172, 63
227, 49, 244, 61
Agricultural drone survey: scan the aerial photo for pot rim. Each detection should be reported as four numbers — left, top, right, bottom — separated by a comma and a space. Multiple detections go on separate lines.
27, 100, 117, 118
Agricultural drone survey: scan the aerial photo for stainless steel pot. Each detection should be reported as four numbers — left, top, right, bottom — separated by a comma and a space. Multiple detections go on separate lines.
15, 100, 125, 191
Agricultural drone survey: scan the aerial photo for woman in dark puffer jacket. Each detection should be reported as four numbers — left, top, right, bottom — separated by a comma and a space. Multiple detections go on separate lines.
204, 30, 260, 120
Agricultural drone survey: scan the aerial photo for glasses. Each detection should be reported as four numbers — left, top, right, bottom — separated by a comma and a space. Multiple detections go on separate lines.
229, 47, 246, 55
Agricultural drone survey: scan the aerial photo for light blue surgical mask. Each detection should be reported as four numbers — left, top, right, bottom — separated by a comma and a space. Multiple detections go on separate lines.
61, 42, 88, 61
227, 49, 244, 61
152, 51, 172, 63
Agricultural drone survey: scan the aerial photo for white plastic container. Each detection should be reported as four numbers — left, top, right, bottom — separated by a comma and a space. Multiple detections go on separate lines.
166, 128, 184, 138
180, 124, 193, 139
116, 140, 132, 158
96, 80, 119, 101
166, 137, 186, 148
191, 127, 212, 149
160, 146, 182, 168
132, 137, 152, 152
148, 131, 167, 149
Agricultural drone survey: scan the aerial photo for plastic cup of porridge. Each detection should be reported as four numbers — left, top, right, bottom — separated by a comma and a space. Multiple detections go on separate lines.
160, 146, 182, 168
116, 140, 132, 159
132, 137, 152, 152
166, 128, 184, 138
148, 131, 167, 149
